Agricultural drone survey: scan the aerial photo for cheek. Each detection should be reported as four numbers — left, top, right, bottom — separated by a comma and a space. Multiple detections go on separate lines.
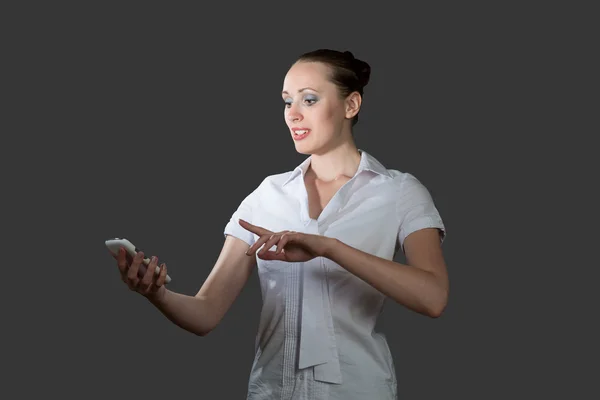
312, 103, 338, 124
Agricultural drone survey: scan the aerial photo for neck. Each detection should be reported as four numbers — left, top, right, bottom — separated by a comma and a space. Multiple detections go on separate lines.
308, 140, 362, 182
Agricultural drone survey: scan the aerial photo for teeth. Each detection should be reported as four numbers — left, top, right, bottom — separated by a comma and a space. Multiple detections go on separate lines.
294, 130, 308, 135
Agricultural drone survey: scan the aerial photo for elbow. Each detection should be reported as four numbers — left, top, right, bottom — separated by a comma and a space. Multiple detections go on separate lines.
194, 318, 220, 337
427, 303, 446, 318
427, 289, 449, 318
195, 322, 217, 337
192, 296, 219, 337
195, 325, 216, 337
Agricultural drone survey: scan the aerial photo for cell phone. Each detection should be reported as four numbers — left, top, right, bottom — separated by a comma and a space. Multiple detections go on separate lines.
105, 238, 172, 284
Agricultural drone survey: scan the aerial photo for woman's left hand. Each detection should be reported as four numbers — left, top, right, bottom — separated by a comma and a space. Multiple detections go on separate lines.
239, 219, 332, 263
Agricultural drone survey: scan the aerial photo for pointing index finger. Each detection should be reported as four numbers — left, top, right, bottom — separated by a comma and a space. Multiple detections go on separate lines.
239, 219, 271, 236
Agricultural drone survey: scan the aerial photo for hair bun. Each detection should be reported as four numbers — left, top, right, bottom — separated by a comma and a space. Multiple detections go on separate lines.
342, 51, 370, 86
354, 59, 371, 87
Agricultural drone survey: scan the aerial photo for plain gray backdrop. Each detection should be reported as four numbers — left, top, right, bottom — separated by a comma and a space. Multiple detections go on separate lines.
2, 2, 595, 399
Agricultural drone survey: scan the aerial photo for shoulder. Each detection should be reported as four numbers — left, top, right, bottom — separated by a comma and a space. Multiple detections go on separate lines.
244, 170, 297, 199
382, 169, 440, 213
386, 169, 429, 193
384, 168, 446, 246
262, 170, 296, 186
251, 170, 295, 193
362, 151, 426, 192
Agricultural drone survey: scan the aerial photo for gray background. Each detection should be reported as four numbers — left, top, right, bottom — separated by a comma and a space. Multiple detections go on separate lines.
2, 2, 595, 399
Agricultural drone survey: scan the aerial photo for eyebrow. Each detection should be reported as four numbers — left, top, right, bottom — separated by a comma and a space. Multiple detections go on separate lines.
281, 87, 319, 95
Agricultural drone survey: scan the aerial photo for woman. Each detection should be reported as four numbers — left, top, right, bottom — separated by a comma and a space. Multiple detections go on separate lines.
112, 49, 449, 399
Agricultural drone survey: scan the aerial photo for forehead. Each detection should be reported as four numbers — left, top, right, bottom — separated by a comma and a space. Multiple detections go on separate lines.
282, 61, 333, 93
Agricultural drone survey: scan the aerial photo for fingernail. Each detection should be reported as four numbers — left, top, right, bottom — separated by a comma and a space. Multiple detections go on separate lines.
152, 256, 157, 263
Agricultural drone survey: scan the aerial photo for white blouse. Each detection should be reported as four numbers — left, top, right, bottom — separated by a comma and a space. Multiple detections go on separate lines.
224, 150, 446, 400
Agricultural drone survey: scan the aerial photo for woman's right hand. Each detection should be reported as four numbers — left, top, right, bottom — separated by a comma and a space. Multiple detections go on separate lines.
112, 247, 169, 302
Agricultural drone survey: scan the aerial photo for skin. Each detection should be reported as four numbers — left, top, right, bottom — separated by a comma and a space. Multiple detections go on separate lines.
110, 59, 449, 337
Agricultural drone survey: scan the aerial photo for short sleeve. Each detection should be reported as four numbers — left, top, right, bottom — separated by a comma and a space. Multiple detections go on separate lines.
396, 173, 446, 252
223, 180, 264, 247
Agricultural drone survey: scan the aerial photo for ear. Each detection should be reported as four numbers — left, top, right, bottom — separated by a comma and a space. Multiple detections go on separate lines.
344, 92, 362, 120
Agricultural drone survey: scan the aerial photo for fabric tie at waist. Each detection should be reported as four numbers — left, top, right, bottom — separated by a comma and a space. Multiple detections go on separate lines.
297, 257, 342, 384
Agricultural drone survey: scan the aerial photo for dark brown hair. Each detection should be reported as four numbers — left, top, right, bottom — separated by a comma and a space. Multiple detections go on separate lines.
297, 49, 371, 126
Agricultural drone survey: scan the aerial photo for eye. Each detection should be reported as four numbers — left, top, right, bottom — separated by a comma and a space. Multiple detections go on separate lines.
283, 95, 318, 108
304, 95, 318, 106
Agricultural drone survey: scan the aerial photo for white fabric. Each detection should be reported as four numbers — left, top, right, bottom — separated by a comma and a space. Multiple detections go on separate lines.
224, 150, 446, 400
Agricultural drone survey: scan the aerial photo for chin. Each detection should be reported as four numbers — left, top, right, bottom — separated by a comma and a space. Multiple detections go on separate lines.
292, 134, 322, 155
294, 145, 313, 155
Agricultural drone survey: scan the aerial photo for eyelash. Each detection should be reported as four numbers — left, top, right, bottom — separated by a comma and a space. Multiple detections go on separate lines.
284, 98, 317, 108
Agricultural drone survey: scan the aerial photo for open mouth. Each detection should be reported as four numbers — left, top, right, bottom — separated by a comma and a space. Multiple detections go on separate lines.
292, 129, 311, 141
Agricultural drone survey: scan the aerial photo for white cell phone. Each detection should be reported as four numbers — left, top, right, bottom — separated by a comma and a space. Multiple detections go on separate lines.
105, 238, 172, 284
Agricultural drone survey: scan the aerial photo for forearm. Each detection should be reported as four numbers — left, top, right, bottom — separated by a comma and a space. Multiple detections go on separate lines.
324, 238, 448, 317
148, 289, 216, 336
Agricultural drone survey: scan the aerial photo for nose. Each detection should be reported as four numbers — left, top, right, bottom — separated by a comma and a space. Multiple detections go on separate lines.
286, 105, 303, 123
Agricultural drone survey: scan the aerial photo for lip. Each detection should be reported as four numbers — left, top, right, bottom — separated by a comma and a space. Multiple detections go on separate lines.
291, 128, 311, 141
